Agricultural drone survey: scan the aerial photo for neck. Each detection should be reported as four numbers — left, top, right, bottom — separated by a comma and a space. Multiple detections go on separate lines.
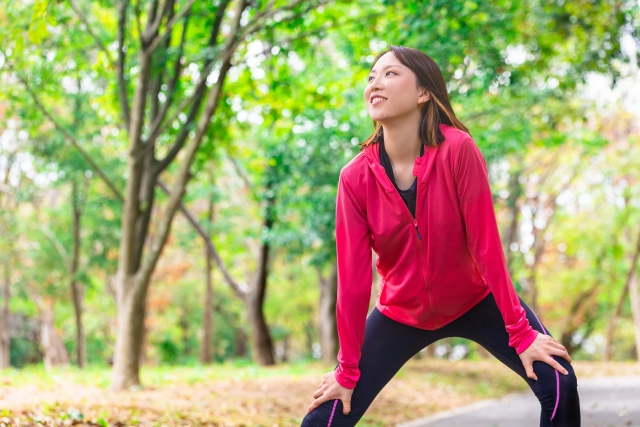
380, 114, 422, 164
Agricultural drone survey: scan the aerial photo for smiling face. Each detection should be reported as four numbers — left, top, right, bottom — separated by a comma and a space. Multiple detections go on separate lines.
364, 51, 430, 124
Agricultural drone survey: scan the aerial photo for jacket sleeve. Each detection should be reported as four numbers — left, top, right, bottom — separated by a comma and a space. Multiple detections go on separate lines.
334, 171, 372, 389
453, 135, 538, 354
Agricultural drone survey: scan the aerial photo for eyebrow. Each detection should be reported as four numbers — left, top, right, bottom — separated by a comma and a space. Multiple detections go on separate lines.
369, 64, 402, 75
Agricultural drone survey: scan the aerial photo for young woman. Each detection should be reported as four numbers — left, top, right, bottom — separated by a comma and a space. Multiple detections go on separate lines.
300, 45, 580, 427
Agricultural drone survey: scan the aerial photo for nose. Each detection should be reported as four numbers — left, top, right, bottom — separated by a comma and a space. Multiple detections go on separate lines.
369, 74, 383, 88
366, 78, 383, 100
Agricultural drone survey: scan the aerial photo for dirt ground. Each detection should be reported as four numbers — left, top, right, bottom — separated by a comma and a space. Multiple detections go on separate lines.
1, 360, 638, 427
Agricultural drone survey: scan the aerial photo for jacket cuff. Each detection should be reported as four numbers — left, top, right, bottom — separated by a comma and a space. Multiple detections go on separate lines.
505, 313, 539, 354
515, 329, 539, 354
334, 363, 359, 389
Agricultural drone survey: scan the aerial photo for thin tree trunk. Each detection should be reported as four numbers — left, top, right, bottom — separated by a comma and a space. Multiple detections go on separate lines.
559, 284, 598, 354
70, 179, 86, 368
235, 326, 247, 357
179, 313, 190, 357
41, 299, 70, 369
626, 227, 640, 362
629, 270, 640, 362
423, 343, 436, 358
605, 285, 628, 361
0, 262, 10, 369
502, 167, 523, 272
318, 263, 338, 365
246, 235, 275, 365
199, 172, 215, 364
245, 174, 276, 366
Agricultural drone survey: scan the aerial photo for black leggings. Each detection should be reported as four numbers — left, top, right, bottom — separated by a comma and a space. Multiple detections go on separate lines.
301, 293, 580, 427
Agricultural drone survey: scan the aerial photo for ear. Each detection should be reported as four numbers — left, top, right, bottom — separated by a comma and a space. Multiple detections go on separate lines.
418, 88, 430, 104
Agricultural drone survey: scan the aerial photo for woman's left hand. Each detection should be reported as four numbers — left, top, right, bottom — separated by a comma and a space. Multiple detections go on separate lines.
307, 370, 354, 415
518, 332, 572, 381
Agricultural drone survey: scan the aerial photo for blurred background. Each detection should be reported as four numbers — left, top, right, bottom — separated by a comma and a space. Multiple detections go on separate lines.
0, 0, 639, 425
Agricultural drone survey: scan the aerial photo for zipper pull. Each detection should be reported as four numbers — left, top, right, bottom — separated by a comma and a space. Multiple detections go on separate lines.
414, 219, 422, 240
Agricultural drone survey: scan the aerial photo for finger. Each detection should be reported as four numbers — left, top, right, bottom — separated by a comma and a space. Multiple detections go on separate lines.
545, 357, 569, 375
557, 349, 572, 364
342, 397, 351, 415
547, 347, 572, 364
312, 388, 324, 399
307, 396, 328, 413
523, 359, 538, 381
548, 340, 568, 353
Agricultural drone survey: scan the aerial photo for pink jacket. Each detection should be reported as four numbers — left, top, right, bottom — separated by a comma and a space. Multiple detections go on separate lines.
334, 123, 538, 389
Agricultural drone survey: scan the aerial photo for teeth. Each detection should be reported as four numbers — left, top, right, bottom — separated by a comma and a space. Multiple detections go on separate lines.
372, 97, 386, 104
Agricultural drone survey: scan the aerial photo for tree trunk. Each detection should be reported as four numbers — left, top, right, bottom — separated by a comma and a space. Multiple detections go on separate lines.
246, 240, 275, 365
111, 275, 147, 390
0, 262, 10, 369
605, 285, 628, 361
559, 283, 598, 353
200, 173, 216, 364
70, 179, 86, 368
502, 167, 523, 272
626, 227, 640, 362
200, 242, 215, 364
41, 300, 70, 369
423, 343, 436, 358
629, 269, 640, 362
235, 326, 247, 357
245, 176, 276, 366
318, 263, 338, 365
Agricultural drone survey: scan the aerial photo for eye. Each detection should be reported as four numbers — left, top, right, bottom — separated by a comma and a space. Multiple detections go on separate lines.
368, 71, 397, 82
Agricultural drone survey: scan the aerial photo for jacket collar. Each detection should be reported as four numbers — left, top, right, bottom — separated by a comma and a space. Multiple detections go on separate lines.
363, 124, 443, 193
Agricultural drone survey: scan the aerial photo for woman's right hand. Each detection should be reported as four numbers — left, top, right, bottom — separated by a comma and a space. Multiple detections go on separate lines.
307, 370, 354, 415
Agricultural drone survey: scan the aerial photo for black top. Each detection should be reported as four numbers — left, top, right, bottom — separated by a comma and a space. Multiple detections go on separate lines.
379, 140, 424, 218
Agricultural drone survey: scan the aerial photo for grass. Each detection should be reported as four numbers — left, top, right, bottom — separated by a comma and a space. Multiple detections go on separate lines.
1, 359, 639, 426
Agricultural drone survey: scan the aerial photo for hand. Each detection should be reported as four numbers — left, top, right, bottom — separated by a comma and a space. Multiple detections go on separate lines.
519, 332, 572, 381
307, 370, 354, 415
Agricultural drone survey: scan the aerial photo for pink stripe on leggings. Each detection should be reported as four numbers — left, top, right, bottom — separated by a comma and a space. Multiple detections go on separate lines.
552, 370, 560, 419
531, 309, 560, 420
327, 399, 338, 427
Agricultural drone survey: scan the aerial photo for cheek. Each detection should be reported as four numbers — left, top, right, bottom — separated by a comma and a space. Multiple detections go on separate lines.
389, 82, 414, 106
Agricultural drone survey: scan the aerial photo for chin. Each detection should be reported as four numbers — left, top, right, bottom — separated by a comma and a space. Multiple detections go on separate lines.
369, 113, 387, 122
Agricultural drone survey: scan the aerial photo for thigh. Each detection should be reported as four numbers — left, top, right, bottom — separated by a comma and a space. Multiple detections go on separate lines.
301, 307, 443, 427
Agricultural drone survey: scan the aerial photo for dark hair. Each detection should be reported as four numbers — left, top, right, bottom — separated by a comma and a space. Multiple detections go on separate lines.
360, 45, 470, 150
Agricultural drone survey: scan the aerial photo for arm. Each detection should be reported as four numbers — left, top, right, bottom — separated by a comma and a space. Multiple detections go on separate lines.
334, 172, 373, 389
453, 135, 538, 354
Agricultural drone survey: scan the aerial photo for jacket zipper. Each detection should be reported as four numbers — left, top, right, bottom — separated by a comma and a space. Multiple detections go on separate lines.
413, 180, 439, 329
376, 164, 439, 328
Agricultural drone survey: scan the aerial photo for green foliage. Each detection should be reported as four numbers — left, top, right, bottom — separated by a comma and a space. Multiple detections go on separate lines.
0, 0, 639, 373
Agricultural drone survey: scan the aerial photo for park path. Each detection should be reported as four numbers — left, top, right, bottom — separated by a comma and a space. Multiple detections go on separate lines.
396, 376, 640, 427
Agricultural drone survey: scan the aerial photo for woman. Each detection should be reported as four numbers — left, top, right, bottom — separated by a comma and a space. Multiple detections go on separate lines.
301, 45, 580, 427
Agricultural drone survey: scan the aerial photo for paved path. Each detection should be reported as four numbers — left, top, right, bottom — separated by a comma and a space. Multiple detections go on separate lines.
397, 376, 640, 427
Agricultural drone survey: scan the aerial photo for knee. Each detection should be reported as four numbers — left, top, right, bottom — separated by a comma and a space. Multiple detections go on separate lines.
558, 363, 579, 402
533, 360, 578, 407
532, 360, 576, 397
555, 358, 578, 392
